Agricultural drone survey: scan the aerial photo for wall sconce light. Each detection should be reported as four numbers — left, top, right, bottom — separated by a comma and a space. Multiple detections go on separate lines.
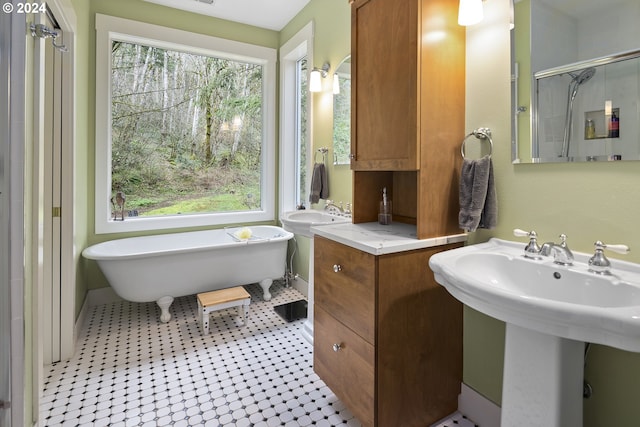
310, 62, 330, 92
333, 73, 340, 95
458, 0, 484, 26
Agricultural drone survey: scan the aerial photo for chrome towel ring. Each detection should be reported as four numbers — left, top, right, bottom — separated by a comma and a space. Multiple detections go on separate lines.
461, 127, 493, 159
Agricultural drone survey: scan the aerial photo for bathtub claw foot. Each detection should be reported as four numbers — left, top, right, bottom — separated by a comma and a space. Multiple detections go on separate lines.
157, 296, 174, 323
259, 279, 273, 301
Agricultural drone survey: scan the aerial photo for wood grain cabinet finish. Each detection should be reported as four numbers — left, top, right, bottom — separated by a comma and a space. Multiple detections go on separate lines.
313, 236, 463, 427
349, 0, 466, 240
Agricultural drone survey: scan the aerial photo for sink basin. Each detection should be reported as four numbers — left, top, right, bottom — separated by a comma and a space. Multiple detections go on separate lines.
429, 238, 640, 352
429, 239, 640, 427
280, 209, 350, 237
430, 238, 640, 427
457, 252, 640, 308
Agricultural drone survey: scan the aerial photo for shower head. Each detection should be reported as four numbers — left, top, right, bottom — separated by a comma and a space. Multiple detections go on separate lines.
568, 67, 596, 100
573, 67, 596, 85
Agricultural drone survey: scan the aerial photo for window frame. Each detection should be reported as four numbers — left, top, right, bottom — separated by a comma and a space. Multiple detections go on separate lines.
279, 22, 314, 215
95, 14, 277, 234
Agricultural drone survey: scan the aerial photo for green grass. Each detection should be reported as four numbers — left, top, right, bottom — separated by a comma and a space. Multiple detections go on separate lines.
143, 193, 256, 216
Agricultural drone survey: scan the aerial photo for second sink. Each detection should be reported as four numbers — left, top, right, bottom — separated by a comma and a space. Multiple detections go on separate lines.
280, 209, 350, 238
429, 238, 640, 353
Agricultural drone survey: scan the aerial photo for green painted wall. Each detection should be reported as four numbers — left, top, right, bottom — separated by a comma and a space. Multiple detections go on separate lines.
465, 0, 640, 424
72, 0, 91, 317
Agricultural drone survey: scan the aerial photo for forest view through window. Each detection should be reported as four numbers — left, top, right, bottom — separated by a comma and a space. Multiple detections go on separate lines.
111, 41, 264, 218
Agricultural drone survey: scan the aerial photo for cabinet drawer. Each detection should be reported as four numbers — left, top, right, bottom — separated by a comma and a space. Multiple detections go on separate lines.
314, 306, 375, 427
314, 236, 376, 343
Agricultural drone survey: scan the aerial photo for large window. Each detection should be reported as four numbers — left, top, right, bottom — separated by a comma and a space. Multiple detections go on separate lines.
95, 15, 276, 233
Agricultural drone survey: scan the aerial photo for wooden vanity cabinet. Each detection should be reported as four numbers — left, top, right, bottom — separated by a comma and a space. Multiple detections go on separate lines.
350, 0, 465, 239
313, 235, 463, 427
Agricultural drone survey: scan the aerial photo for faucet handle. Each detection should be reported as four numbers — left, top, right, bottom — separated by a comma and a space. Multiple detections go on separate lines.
513, 229, 542, 259
589, 241, 630, 275
344, 202, 352, 217
513, 228, 534, 238
595, 241, 630, 254
558, 233, 569, 250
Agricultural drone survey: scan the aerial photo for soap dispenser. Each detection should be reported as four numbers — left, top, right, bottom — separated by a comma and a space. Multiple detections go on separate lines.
378, 187, 392, 225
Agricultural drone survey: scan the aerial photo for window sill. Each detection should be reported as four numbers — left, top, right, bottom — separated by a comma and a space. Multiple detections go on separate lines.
95, 209, 274, 234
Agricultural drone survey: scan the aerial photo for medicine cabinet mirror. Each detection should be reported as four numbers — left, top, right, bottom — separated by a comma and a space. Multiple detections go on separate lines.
512, 0, 640, 163
333, 55, 351, 165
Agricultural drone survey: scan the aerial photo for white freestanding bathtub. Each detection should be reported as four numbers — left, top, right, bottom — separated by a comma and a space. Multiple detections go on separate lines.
82, 225, 293, 322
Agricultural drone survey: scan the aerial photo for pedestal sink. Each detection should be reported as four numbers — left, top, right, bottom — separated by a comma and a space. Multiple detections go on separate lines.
280, 209, 350, 238
280, 210, 350, 344
429, 238, 640, 427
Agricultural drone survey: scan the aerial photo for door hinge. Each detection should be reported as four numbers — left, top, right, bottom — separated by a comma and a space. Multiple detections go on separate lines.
52, 207, 61, 217
0, 400, 10, 410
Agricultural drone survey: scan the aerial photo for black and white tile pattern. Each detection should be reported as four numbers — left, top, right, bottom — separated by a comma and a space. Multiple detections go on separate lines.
430, 411, 479, 427
40, 282, 360, 426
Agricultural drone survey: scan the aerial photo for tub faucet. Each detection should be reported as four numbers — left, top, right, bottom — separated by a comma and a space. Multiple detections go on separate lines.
540, 234, 574, 266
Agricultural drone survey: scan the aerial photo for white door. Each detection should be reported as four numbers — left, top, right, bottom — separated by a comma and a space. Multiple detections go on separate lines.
41, 12, 64, 364
31, 2, 75, 373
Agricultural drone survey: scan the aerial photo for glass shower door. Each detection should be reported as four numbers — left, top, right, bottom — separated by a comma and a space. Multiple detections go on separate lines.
1, 7, 15, 425
0, 30, 12, 427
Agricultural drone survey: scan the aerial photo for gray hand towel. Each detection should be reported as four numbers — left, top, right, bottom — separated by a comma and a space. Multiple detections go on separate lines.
459, 155, 497, 232
309, 163, 329, 204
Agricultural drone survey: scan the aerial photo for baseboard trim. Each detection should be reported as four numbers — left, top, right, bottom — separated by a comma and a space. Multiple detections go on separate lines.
458, 383, 502, 427
74, 294, 89, 348
290, 276, 308, 299
74, 287, 122, 339
87, 286, 123, 307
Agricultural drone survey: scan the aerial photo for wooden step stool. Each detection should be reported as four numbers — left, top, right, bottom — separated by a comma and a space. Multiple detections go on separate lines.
197, 286, 251, 334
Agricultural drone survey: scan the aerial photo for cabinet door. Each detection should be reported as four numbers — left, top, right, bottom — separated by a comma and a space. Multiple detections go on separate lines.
351, 0, 419, 171
376, 245, 463, 425
314, 306, 375, 427
314, 236, 376, 343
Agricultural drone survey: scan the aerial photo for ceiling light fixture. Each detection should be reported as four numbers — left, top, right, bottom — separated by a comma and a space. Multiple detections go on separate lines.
458, 0, 484, 26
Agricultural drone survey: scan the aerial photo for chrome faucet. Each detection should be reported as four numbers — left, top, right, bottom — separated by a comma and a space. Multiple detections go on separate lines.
324, 200, 342, 214
588, 241, 630, 275
324, 200, 351, 217
539, 234, 574, 266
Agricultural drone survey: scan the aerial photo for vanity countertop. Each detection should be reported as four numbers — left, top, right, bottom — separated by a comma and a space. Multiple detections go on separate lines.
310, 222, 467, 255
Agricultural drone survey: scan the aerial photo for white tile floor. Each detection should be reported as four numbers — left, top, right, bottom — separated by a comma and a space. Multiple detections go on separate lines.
430, 411, 478, 427
40, 281, 476, 427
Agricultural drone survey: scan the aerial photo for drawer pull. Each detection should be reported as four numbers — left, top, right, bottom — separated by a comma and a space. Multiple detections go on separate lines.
333, 264, 342, 273
332, 343, 343, 352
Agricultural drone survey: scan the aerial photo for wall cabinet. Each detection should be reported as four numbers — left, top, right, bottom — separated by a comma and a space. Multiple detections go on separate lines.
350, 0, 465, 239
313, 236, 463, 426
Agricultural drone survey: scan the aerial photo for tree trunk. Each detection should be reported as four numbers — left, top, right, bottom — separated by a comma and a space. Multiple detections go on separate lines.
204, 100, 213, 164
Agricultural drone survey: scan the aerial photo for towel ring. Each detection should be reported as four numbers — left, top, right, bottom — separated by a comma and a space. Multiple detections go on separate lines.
461, 127, 493, 159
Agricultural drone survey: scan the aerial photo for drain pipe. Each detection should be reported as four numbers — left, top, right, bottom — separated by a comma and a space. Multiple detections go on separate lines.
284, 235, 298, 287
583, 343, 593, 398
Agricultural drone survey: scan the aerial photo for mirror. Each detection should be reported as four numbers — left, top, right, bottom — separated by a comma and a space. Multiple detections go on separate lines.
512, 0, 640, 163
333, 55, 351, 165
